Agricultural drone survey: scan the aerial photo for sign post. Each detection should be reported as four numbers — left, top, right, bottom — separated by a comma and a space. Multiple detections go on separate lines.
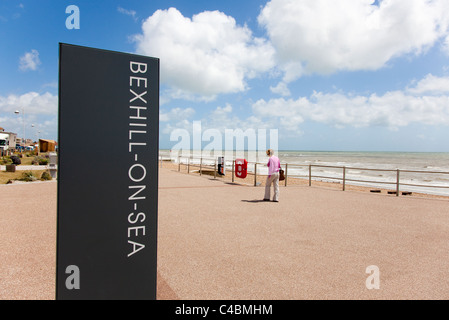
56, 43, 159, 300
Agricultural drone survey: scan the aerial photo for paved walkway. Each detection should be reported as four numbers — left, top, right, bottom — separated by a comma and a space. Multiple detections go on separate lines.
1, 168, 449, 299
157, 169, 449, 299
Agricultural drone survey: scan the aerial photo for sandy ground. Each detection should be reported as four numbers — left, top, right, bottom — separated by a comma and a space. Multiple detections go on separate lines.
1, 165, 449, 300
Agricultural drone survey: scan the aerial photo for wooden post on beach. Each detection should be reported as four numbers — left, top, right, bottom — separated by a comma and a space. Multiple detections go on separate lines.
214, 159, 217, 179
200, 157, 202, 176
254, 163, 257, 187
285, 163, 288, 187
178, 156, 181, 172
187, 158, 190, 174
342, 166, 346, 191
232, 160, 235, 183
309, 165, 312, 186
396, 169, 400, 197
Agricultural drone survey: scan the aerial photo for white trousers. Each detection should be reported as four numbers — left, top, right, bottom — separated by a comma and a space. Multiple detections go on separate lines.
264, 172, 279, 201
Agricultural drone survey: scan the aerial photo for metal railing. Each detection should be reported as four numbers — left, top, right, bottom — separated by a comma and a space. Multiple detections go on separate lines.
159, 154, 449, 197
291, 164, 449, 197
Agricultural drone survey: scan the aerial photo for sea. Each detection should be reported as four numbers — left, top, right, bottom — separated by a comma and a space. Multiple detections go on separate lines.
159, 150, 449, 197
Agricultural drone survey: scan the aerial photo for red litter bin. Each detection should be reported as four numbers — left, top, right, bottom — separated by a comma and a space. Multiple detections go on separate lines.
235, 159, 248, 179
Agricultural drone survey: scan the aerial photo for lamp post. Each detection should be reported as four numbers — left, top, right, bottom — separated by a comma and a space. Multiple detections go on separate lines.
31, 123, 39, 154
31, 124, 39, 154
14, 108, 25, 150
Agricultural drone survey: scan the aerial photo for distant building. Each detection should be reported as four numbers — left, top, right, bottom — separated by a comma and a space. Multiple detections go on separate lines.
0, 130, 17, 154
39, 139, 57, 152
14, 137, 33, 147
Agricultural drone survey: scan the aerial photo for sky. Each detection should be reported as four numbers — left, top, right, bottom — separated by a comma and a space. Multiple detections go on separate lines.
1, 0, 449, 152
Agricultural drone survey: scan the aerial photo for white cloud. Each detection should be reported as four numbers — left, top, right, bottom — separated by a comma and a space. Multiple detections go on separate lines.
162, 88, 216, 103
211, 104, 232, 117
258, 0, 449, 82
160, 107, 195, 134
162, 120, 192, 135
407, 73, 449, 95
0, 92, 57, 115
133, 8, 276, 100
252, 74, 449, 131
443, 35, 449, 55
200, 104, 278, 135
270, 81, 291, 97
161, 103, 278, 138
0, 92, 58, 140
160, 107, 195, 122
19, 49, 41, 71
118, 7, 137, 22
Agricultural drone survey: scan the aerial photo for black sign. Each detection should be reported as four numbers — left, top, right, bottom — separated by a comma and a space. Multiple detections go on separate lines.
57, 43, 159, 299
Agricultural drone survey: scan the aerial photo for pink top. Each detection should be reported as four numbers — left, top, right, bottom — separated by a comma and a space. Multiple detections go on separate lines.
267, 156, 280, 177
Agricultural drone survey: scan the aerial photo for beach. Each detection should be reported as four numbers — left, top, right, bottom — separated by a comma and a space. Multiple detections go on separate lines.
1, 166, 449, 299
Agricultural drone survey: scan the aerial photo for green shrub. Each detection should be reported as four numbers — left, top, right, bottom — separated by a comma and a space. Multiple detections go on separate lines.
20, 171, 37, 182
41, 171, 52, 181
10, 155, 21, 165
1, 157, 12, 165
32, 156, 49, 165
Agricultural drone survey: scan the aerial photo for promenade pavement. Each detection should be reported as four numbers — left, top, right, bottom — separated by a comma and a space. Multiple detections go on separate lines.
158, 169, 449, 300
1, 168, 449, 299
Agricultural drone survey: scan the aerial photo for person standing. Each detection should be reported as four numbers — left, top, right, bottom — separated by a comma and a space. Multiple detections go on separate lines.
264, 149, 280, 202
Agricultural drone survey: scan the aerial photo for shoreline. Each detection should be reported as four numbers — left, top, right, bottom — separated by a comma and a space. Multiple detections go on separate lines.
160, 160, 449, 201
159, 150, 449, 198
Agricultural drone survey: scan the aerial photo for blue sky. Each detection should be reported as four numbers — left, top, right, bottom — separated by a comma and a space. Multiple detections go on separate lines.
1, 0, 449, 152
